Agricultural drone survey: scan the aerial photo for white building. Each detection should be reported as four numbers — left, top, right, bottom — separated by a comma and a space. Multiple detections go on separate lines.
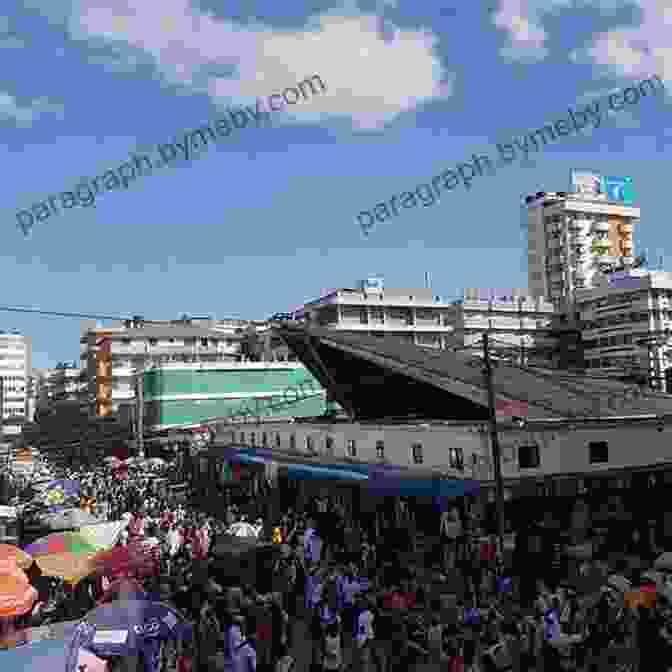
443, 289, 556, 362
525, 191, 639, 304
293, 279, 459, 350
0, 331, 31, 435
577, 270, 672, 391
80, 317, 251, 417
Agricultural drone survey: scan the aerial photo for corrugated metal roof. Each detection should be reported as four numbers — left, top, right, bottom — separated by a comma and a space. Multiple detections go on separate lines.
275, 325, 672, 419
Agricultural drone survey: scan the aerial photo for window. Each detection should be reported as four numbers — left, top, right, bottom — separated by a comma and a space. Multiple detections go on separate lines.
325, 436, 335, 456
122, 338, 131, 345
449, 447, 464, 471
346, 439, 357, 458
275, 433, 281, 449
239, 432, 245, 445
306, 436, 315, 454
262, 432, 267, 447
250, 432, 256, 447
201, 338, 209, 347
589, 441, 608, 464
376, 440, 385, 460
149, 338, 158, 346
518, 444, 540, 469
411, 442, 423, 464
360, 309, 368, 325
289, 434, 296, 451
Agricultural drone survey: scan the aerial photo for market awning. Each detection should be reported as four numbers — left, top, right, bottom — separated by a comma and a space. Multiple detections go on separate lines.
367, 474, 480, 498
280, 463, 368, 482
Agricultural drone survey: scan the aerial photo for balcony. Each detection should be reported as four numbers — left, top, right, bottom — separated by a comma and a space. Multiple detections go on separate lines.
591, 239, 611, 254
619, 222, 633, 234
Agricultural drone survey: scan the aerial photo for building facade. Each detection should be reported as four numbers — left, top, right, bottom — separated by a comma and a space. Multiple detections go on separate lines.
525, 191, 639, 304
143, 362, 328, 431
443, 289, 556, 362
577, 270, 672, 391
0, 332, 31, 436
292, 279, 461, 350
210, 416, 672, 546
80, 318, 250, 417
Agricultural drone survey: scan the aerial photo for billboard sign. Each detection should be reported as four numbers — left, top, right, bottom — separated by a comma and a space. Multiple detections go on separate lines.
603, 176, 633, 205
570, 171, 606, 199
359, 277, 384, 293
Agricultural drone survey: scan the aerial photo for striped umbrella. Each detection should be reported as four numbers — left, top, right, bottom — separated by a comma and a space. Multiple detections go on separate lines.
24, 531, 101, 584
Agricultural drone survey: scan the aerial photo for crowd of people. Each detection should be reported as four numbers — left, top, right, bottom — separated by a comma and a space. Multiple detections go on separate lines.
4, 457, 672, 672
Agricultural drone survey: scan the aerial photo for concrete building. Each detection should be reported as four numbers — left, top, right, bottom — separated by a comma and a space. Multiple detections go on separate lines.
79, 317, 251, 417
577, 270, 672, 391
443, 289, 556, 363
143, 362, 327, 431
525, 190, 639, 304
291, 278, 459, 350
0, 331, 31, 435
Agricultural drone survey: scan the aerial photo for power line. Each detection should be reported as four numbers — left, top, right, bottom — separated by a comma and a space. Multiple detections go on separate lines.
0, 305, 166, 323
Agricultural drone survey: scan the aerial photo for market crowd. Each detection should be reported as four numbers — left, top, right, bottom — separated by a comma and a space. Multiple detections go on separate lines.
2, 457, 672, 672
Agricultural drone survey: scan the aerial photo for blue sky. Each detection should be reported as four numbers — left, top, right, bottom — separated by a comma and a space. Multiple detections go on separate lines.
1, 0, 670, 369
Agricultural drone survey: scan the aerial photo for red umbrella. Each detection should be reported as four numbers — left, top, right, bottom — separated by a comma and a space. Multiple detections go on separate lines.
94, 542, 158, 579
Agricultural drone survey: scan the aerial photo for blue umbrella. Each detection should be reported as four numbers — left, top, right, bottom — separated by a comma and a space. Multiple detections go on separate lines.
0, 622, 87, 672
66, 599, 194, 672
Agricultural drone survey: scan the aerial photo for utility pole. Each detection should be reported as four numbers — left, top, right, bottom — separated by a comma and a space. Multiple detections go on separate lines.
136, 363, 145, 459
482, 333, 506, 562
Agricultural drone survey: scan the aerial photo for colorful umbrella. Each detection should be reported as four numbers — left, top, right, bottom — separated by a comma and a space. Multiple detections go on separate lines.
0, 545, 32, 572
24, 531, 101, 584
37, 480, 80, 508
0, 570, 37, 617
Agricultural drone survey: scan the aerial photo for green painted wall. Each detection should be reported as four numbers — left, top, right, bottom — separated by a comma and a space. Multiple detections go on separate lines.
145, 394, 326, 428
144, 366, 321, 399
142, 365, 327, 428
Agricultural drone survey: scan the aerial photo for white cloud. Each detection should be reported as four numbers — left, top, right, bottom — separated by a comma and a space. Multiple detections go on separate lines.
55, 0, 453, 130
492, 0, 574, 62
0, 92, 64, 126
579, 1, 672, 89
0, 36, 27, 49
491, 0, 672, 96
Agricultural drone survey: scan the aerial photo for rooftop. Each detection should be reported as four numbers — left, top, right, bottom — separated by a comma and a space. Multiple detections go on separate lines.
274, 324, 672, 422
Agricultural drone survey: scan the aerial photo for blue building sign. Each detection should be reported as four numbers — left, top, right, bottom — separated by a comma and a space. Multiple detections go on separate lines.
603, 176, 633, 205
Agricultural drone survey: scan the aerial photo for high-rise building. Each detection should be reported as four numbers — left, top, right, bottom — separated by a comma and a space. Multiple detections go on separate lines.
525, 189, 639, 305
0, 331, 31, 435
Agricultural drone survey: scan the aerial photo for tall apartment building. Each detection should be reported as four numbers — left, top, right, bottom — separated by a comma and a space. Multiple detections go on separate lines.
80, 317, 249, 417
577, 270, 672, 392
0, 331, 31, 435
525, 190, 639, 305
